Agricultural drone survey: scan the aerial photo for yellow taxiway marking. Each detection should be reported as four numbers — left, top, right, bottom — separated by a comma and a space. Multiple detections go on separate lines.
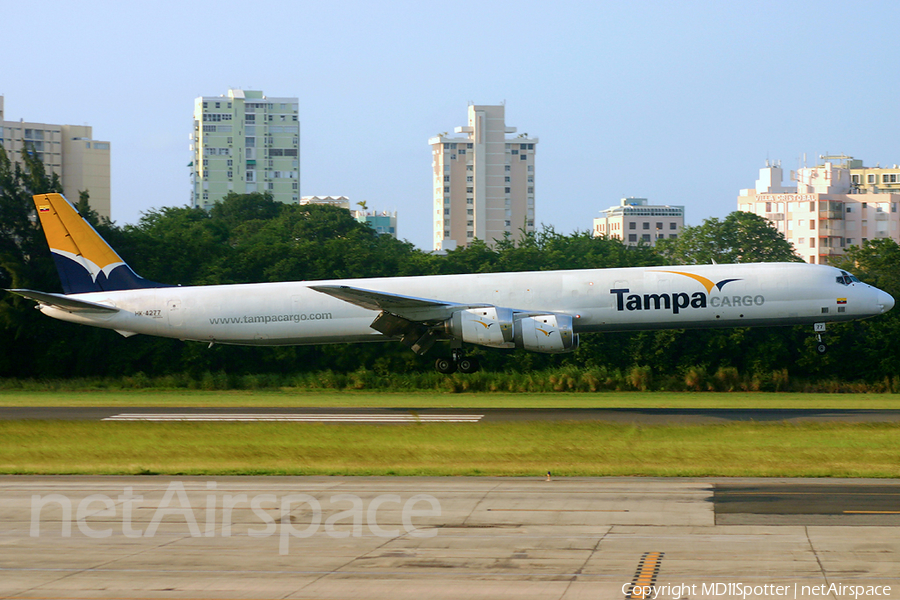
843, 510, 900, 514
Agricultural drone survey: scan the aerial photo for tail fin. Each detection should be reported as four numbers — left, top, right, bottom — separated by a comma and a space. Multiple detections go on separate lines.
33, 193, 169, 294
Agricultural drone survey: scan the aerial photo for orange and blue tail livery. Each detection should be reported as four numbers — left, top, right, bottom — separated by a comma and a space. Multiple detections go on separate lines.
33, 193, 167, 294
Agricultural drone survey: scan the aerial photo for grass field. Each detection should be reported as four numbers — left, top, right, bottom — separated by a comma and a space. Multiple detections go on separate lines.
2, 389, 900, 409
1, 420, 898, 478
2, 390, 898, 477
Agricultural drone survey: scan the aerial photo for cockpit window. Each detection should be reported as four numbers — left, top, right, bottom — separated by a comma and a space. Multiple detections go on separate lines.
837, 271, 862, 285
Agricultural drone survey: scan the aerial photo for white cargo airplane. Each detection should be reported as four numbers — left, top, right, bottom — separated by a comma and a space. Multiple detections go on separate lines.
7, 193, 895, 373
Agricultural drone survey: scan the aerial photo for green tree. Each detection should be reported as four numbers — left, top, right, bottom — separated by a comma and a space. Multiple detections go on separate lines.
657, 211, 802, 265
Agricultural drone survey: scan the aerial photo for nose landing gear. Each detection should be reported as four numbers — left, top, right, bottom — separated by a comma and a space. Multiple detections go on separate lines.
814, 322, 827, 355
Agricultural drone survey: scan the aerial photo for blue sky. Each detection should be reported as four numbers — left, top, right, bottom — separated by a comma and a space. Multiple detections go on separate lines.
4, 0, 898, 250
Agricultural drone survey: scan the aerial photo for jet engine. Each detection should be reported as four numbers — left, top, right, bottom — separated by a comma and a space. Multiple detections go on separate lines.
444, 308, 579, 353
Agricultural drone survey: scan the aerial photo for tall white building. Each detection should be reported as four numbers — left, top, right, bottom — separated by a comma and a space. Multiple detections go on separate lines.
0, 96, 111, 218
191, 89, 299, 210
738, 158, 900, 264
429, 104, 536, 251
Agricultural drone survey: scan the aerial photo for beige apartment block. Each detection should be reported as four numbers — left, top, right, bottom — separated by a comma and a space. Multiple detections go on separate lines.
191, 89, 299, 210
0, 96, 111, 218
593, 197, 684, 246
738, 158, 900, 264
429, 104, 536, 251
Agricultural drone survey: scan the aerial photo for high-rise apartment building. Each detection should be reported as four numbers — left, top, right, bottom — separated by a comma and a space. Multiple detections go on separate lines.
429, 104, 536, 251
738, 158, 900, 264
191, 89, 299, 210
0, 96, 111, 218
593, 197, 684, 246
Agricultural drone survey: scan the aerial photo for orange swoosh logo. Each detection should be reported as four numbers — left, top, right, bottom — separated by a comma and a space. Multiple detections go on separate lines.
652, 271, 717, 293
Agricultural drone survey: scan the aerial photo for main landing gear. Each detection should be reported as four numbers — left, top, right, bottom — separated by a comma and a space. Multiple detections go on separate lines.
434, 347, 481, 374
814, 322, 827, 355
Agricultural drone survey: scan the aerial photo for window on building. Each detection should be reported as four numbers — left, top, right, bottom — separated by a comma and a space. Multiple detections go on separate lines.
521, 154, 526, 160
642, 234, 651, 242
642, 222, 650, 230
628, 234, 637, 242
629, 222, 636, 230
505, 165, 510, 171
504, 187, 510, 193
656, 222, 663, 230
669, 222, 677, 230
868, 175, 876, 184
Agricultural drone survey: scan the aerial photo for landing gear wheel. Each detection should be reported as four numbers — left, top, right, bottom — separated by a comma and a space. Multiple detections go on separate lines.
457, 357, 480, 374
435, 357, 457, 374
816, 343, 827, 355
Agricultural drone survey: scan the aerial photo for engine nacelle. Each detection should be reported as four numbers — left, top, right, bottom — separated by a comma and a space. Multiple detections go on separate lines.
514, 314, 579, 354
445, 308, 579, 353
445, 307, 516, 348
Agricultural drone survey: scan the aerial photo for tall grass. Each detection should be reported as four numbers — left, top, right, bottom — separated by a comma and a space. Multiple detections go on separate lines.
1, 366, 899, 394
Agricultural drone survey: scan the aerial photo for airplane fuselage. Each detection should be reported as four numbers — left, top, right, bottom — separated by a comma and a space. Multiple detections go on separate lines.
40, 262, 894, 347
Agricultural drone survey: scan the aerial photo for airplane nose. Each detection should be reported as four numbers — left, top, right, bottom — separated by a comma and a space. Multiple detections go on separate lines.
877, 290, 895, 313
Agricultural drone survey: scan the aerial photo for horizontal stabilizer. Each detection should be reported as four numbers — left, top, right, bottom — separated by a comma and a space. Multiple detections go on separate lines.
6, 289, 120, 313
309, 284, 490, 322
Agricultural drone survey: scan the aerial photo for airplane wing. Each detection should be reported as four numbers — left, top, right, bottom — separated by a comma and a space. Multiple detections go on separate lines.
6, 289, 120, 314
309, 284, 490, 322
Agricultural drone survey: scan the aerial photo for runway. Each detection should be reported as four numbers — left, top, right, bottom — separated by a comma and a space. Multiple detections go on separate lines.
3, 406, 900, 423
2, 476, 899, 599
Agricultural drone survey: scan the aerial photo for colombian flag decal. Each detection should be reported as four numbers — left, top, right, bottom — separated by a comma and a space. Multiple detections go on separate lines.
837, 298, 847, 305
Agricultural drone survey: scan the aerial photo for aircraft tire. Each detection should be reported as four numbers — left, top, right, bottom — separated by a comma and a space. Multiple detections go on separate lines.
435, 357, 457, 374
458, 357, 480, 374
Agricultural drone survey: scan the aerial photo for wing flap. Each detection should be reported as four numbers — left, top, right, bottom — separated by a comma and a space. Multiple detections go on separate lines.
6, 289, 120, 314
309, 284, 490, 321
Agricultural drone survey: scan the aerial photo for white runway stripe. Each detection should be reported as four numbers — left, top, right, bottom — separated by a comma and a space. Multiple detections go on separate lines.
102, 413, 484, 423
